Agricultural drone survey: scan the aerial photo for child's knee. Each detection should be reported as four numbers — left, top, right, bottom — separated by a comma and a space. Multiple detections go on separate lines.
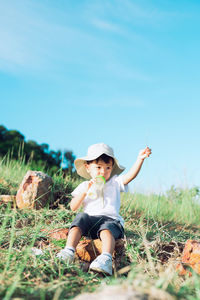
99, 229, 114, 238
70, 213, 91, 236
70, 226, 82, 234
98, 222, 124, 240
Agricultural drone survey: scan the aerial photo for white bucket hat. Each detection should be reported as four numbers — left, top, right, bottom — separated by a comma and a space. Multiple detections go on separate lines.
74, 143, 125, 179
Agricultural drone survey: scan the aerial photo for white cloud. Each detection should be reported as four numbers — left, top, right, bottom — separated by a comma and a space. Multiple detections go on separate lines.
0, 1, 82, 73
0, 0, 157, 82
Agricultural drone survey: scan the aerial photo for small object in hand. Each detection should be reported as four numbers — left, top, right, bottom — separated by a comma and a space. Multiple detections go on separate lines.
87, 176, 105, 200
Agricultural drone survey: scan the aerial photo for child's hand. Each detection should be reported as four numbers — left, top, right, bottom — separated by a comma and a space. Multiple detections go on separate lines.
86, 179, 95, 192
138, 147, 152, 160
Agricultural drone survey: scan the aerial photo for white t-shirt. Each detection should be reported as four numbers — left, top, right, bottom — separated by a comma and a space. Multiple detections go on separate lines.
71, 175, 128, 226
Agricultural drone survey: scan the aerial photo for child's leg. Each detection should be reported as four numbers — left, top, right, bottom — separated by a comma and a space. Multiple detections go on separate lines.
57, 212, 91, 261
100, 229, 115, 255
89, 229, 115, 275
66, 226, 82, 248
89, 219, 123, 275
56, 226, 82, 262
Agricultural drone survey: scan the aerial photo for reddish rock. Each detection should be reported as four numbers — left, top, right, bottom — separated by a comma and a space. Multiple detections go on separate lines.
76, 238, 125, 263
182, 240, 200, 274
41, 228, 69, 240
177, 240, 200, 276
176, 263, 192, 277
16, 171, 53, 209
76, 239, 101, 262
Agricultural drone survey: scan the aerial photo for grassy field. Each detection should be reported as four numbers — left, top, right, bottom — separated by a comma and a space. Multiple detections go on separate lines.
0, 155, 200, 299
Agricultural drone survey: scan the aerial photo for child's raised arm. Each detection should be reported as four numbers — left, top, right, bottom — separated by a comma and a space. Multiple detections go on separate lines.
123, 147, 151, 185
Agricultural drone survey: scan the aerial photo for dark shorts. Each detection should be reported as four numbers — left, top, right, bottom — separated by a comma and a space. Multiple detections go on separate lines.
70, 212, 124, 240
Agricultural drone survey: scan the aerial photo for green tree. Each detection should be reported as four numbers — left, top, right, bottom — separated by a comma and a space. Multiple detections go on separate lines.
0, 125, 76, 176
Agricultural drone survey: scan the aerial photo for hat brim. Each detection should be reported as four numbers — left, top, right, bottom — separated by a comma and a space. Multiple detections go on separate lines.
74, 156, 125, 179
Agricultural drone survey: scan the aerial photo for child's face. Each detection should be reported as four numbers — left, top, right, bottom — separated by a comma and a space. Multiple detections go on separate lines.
85, 158, 113, 181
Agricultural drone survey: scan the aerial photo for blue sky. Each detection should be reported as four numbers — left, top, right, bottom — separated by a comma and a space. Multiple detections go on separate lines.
0, 0, 200, 193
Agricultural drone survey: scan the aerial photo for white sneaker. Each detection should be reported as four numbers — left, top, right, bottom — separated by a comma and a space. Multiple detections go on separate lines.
56, 249, 74, 263
89, 254, 112, 276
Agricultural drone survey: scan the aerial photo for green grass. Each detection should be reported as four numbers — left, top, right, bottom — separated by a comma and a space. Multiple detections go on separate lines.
121, 188, 200, 226
0, 205, 103, 299
0, 155, 200, 299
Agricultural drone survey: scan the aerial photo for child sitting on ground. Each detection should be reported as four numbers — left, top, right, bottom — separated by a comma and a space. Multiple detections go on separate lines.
57, 143, 151, 275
